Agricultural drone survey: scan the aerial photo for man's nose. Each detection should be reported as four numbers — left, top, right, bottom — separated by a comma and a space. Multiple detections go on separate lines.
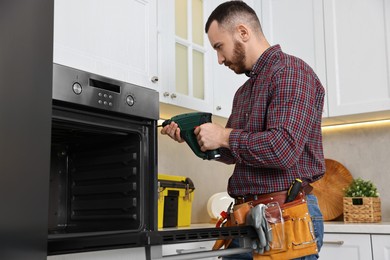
217, 53, 225, 65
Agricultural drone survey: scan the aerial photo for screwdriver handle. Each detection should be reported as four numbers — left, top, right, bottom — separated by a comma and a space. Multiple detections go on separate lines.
285, 178, 302, 203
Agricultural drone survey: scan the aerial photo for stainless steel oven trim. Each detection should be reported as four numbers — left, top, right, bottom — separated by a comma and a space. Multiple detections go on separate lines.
52, 63, 159, 120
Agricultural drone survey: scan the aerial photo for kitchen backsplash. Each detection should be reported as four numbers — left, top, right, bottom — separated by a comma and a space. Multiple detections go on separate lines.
321, 120, 390, 222
158, 117, 390, 224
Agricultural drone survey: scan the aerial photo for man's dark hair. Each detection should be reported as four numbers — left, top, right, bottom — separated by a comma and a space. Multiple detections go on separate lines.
205, 1, 262, 34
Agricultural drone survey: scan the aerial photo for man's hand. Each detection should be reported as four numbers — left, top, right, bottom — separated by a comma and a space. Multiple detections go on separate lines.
193, 123, 232, 152
160, 121, 185, 143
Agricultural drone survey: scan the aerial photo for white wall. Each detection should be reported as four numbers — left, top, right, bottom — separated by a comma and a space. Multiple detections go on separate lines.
322, 120, 390, 221
158, 118, 234, 224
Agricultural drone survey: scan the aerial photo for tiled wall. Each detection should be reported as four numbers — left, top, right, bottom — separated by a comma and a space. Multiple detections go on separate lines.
158, 118, 390, 224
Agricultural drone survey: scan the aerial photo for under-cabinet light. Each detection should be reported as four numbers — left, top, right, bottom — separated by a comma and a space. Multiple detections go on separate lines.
322, 119, 390, 130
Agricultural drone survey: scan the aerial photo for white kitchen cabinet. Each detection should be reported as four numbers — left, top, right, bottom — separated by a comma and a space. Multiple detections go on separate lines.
53, 0, 158, 90
157, 0, 213, 113
210, 59, 248, 118
208, 0, 329, 118
204, 0, 249, 118
158, 0, 257, 118
210, 58, 248, 118
162, 240, 219, 260
323, 0, 390, 117
205, 0, 254, 118
257, 0, 328, 117
258, 0, 390, 120
47, 247, 147, 260
320, 233, 373, 260
372, 234, 390, 260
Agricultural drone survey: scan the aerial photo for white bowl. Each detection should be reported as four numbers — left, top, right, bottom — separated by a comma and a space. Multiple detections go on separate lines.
207, 192, 234, 219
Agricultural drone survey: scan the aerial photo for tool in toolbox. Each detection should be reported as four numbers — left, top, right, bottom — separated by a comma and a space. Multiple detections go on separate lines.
285, 178, 302, 203
160, 112, 221, 160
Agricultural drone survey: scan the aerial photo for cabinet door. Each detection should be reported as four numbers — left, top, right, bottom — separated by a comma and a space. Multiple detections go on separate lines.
163, 241, 219, 260
47, 247, 147, 260
210, 58, 248, 118
54, 0, 158, 89
372, 234, 390, 260
205, 0, 254, 118
259, 0, 328, 117
320, 233, 372, 260
158, 0, 212, 112
324, 0, 390, 117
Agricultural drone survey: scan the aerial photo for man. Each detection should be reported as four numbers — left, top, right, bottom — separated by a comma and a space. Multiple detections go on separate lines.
161, 1, 325, 259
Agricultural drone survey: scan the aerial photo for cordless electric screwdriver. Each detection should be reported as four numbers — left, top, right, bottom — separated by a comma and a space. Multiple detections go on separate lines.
161, 112, 221, 160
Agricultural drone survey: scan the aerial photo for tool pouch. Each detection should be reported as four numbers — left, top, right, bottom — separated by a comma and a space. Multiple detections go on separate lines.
230, 194, 318, 260
253, 199, 318, 260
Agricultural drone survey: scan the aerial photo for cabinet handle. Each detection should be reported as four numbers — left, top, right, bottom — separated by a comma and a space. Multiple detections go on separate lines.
216, 105, 222, 111
323, 241, 344, 245
151, 76, 159, 83
176, 247, 207, 254
163, 92, 170, 97
170, 93, 177, 99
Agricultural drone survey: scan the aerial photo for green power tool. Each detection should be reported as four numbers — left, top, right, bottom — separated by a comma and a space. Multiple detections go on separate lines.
161, 112, 221, 160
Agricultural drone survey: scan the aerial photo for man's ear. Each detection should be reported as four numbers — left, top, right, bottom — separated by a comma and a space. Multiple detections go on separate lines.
236, 24, 250, 42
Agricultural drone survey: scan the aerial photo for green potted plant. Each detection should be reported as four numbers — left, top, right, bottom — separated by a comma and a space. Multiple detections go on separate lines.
344, 178, 379, 198
343, 178, 381, 223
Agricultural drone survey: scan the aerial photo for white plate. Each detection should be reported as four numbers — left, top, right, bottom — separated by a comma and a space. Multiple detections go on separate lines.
207, 192, 234, 219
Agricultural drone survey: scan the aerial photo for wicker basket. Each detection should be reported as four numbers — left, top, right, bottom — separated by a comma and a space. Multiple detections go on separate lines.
343, 197, 381, 223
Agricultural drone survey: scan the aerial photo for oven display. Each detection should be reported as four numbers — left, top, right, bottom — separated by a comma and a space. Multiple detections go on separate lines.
89, 78, 120, 93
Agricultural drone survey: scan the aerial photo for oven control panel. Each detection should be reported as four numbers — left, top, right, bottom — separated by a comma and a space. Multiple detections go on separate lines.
52, 63, 159, 120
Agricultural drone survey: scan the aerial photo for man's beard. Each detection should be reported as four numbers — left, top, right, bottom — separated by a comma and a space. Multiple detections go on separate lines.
224, 41, 246, 74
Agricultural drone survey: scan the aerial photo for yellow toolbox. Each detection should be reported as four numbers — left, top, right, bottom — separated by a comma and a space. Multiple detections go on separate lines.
158, 174, 195, 228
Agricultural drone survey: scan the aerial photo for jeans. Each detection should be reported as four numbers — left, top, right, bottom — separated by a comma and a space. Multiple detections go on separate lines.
222, 194, 324, 260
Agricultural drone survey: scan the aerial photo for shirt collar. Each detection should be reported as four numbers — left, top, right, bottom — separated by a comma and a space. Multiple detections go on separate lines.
245, 44, 281, 78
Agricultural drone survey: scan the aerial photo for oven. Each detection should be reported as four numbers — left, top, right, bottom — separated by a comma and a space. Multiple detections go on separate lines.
48, 63, 159, 254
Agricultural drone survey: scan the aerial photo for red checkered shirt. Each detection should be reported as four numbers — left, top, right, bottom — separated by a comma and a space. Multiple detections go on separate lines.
219, 45, 325, 197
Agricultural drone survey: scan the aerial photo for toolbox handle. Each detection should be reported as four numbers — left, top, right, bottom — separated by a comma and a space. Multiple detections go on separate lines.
158, 178, 195, 191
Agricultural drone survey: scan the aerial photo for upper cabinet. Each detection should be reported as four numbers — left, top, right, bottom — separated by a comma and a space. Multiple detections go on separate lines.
205, 0, 254, 118
158, 0, 213, 112
258, 0, 390, 120
257, 0, 328, 117
53, 0, 390, 121
53, 0, 158, 90
324, 0, 390, 117
158, 0, 254, 118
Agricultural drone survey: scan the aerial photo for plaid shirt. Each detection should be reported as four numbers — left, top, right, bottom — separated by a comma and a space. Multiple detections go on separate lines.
219, 45, 325, 197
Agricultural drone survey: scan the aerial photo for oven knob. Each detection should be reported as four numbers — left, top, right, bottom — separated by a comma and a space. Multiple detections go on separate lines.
126, 95, 135, 106
72, 82, 82, 95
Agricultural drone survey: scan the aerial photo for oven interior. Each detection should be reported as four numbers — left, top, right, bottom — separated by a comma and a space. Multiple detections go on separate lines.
48, 117, 148, 234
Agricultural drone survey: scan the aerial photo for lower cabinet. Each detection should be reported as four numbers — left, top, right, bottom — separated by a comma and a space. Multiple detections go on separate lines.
320, 233, 390, 260
372, 234, 390, 260
320, 233, 372, 260
47, 247, 147, 260
163, 241, 219, 260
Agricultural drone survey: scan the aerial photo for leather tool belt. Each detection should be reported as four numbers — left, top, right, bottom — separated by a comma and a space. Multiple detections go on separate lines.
234, 185, 313, 206
213, 187, 318, 260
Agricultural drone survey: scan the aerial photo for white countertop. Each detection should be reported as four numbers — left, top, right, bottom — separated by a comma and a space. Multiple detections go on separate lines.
324, 221, 390, 234
177, 222, 390, 235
